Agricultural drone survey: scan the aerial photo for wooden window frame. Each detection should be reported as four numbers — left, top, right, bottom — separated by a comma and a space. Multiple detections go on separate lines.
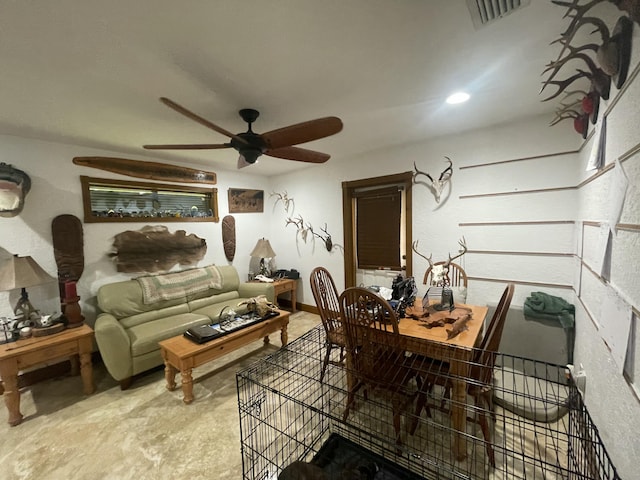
342, 172, 413, 288
80, 176, 219, 223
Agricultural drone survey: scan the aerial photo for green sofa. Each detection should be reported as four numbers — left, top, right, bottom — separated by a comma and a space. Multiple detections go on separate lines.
95, 265, 274, 388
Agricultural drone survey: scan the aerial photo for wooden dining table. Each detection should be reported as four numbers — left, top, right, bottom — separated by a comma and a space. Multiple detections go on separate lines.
397, 301, 488, 461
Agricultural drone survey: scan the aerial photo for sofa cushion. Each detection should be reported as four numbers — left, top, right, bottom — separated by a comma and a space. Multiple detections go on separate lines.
188, 291, 240, 312
186, 265, 241, 301
98, 280, 188, 318
128, 312, 210, 357
120, 304, 191, 329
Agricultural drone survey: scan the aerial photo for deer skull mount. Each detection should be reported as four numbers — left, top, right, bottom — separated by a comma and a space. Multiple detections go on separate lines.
413, 157, 453, 204
412, 237, 467, 287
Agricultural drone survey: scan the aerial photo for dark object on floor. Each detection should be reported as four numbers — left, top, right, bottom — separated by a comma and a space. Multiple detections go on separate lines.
311, 434, 415, 479
278, 461, 328, 480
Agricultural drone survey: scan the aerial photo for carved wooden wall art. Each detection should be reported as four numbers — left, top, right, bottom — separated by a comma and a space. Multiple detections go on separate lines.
0, 162, 31, 217
73, 156, 217, 184
110, 225, 207, 273
222, 215, 236, 262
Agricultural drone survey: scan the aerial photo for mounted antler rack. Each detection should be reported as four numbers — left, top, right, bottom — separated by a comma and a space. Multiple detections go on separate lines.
412, 237, 467, 287
413, 157, 453, 204
275, 192, 341, 252
543, 0, 634, 136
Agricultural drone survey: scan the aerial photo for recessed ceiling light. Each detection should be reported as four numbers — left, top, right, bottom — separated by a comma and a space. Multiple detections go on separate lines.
446, 92, 470, 105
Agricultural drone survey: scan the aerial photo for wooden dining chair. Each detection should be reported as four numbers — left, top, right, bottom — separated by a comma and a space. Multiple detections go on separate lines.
412, 283, 514, 467
310, 267, 345, 382
423, 261, 468, 287
339, 287, 417, 447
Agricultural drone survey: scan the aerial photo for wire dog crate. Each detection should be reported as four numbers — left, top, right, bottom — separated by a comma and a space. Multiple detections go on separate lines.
237, 324, 621, 480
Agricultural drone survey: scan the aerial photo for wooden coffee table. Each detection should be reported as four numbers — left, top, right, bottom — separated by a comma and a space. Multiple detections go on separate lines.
159, 310, 289, 404
0, 324, 95, 426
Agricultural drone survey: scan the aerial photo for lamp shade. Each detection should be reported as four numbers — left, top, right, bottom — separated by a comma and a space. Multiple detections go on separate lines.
250, 238, 276, 259
0, 255, 55, 292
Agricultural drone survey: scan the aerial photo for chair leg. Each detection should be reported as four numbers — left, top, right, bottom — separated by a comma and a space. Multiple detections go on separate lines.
393, 409, 403, 454
338, 346, 345, 364
343, 380, 363, 422
320, 343, 332, 382
409, 376, 432, 435
476, 397, 496, 467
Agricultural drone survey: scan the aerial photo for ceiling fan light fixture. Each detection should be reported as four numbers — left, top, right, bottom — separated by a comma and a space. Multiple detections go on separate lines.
446, 92, 470, 105
240, 149, 262, 164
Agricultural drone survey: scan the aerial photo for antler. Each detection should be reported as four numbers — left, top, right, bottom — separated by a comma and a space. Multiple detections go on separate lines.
285, 215, 303, 228
270, 190, 293, 212
552, 0, 607, 26
411, 240, 434, 267
439, 157, 453, 181
540, 70, 591, 101
412, 162, 433, 183
445, 237, 468, 268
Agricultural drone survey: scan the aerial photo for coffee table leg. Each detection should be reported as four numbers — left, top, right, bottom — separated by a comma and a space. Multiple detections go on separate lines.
79, 352, 95, 395
263, 335, 270, 345
164, 361, 177, 391
281, 324, 288, 346
0, 361, 23, 426
181, 368, 194, 404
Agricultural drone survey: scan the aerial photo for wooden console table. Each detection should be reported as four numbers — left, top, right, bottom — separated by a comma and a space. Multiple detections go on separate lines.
159, 310, 290, 404
0, 324, 95, 426
272, 278, 298, 312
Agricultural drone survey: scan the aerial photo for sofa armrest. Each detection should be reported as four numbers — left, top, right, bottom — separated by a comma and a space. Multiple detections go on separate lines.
238, 282, 275, 303
94, 313, 133, 381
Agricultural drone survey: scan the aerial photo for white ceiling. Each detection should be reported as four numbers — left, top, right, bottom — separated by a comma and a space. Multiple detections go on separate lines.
0, 1, 586, 177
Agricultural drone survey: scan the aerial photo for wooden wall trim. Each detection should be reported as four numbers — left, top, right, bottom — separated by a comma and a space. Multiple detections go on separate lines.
577, 162, 615, 188
459, 220, 574, 226
460, 185, 575, 199
582, 220, 640, 232
467, 249, 573, 257
467, 276, 573, 289
460, 149, 578, 170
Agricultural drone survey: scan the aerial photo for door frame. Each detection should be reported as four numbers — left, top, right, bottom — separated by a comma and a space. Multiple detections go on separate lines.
341, 171, 413, 288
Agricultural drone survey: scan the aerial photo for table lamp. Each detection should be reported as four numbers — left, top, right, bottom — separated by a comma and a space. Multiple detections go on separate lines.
250, 238, 276, 276
0, 254, 55, 322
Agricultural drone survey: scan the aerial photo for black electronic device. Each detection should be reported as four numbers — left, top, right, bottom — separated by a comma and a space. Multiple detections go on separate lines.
184, 311, 281, 344
272, 269, 300, 280
184, 324, 224, 344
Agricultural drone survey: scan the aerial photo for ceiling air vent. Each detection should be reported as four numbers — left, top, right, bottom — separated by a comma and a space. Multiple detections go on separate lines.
466, 0, 532, 29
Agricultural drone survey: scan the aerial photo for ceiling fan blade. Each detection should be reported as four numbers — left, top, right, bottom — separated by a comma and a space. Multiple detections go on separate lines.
261, 117, 343, 150
265, 146, 330, 164
159, 97, 248, 145
143, 143, 231, 150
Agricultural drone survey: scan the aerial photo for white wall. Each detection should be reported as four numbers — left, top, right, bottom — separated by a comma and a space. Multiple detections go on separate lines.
270, 113, 581, 308
570, 34, 640, 475
0, 135, 272, 324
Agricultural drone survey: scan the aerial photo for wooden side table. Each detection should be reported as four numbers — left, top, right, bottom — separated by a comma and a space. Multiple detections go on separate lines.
272, 278, 298, 312
0, 324, 95, 426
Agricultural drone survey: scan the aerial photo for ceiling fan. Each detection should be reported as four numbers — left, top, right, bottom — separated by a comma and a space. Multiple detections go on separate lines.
143, 97, 343, 168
